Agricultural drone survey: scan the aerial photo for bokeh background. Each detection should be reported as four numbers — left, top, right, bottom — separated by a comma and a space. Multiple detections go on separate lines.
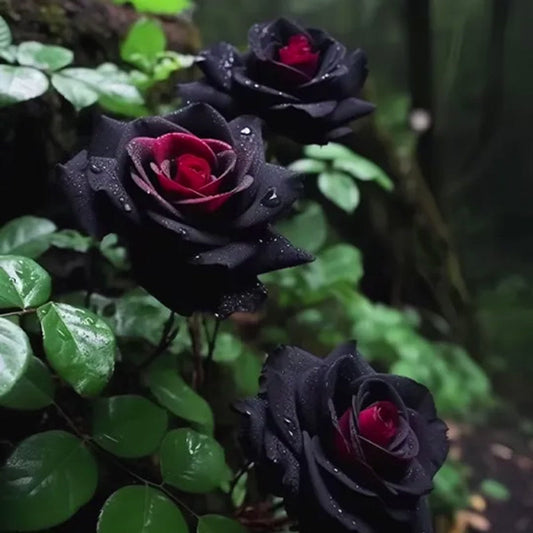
1, 1, 532, 532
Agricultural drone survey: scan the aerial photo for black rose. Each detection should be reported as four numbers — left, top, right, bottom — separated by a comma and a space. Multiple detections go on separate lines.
178, 18, 374, 144
235, 341, 448, 533
59, 104, 312, 316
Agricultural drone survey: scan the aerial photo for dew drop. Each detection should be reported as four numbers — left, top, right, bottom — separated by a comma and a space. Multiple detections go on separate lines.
240, 127, 252, 136
261, 187, 281, 207
89, 163, 102, 174
177, 228, 188, 237
124, 203, 132, 212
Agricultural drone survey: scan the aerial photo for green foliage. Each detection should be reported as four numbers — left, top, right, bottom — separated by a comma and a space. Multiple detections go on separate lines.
480, 479, 511, 501
160, 429, 227, 493
121, 18, 167, 70
0, 65, 49, 107
38, 302, 116, 396
0, 16, 12, 50
0, 256, 51, 309
0, 318, 31, 397
0, 431, 98, 531
92, 395, 168, 458
97, 486, 188, 533
146, 355, 214, 432
113, 0, 193, 15
0, 356, 54, 410
17, 41, 73, 71
197, 515, 247, 533
0, 216, 57, 258
431, 461, 470, 513
318, 170, 360, 212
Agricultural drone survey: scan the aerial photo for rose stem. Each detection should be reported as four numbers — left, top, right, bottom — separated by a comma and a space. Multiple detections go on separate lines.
187, 312, 204, 389
203, 314, 221, 383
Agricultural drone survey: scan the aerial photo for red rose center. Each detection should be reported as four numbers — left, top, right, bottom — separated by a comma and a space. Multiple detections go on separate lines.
176, 153, 212, 190
278, 34, 319, 78
358, 401, 399, 447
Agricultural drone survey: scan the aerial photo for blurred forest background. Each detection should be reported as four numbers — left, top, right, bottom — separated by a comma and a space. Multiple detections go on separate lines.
0, 1, 532, 532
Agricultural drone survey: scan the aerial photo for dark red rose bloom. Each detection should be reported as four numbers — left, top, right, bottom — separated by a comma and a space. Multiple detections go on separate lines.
235, 342, 449, 533
59, 104, 312, 316
178, 18, 374, 144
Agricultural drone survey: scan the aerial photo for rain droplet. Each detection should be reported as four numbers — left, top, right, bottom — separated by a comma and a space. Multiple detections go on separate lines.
89, 163, 102, 174
123, 203, 132, 212
177, 228, 188, 237
240, 127, 252, 136
261, 187, 281, 207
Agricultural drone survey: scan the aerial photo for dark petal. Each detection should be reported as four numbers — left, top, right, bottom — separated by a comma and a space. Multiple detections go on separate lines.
382, 375, 438, 420
145, 209, 229, 246
231, 164, 302, 229
263, 344, 320, 377
240, 230, 314, 276
296, 365, 327, 434
233, 68, 299, 107
324, 342, 375, 376
313, 37, 346, 77
234, 396, 267, 459
214, 276, 267, 317
329, 97, 375, 125
198, 42, 242, 90
327, 126, 353, 141
300, 432, 364, 533
88, 116, 127, 158
248, 18, 309, 59
178, 81, 240, 118
227, 115, 266, 177
272, 100, 338, 118
162, 103, 235, 147
408, 410, 449, 479
264, 371, 303, 453
413, 497, 434, 533
383, 457, 434, 497
191, 239, 258, 269
58, 151, 106, 237
339, 49, 369, 95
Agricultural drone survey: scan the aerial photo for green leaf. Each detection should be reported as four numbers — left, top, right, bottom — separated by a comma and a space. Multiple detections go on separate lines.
121, 18, 167, 69
0, 356, 55, 410
0, 216, 57, 258
99, 233, 129, 270
318, 171, 360, 213
288, 158, 327, 174
231, 472, 248, 508
50, 229, 94, 252
113, 0, 192, 15
38, 302, 116, 396
0, 430, 98, 531
197, 515, 246, 533
480, 479, 511, 501
0, 44, 18, 64
0, 318, 31, 398
333, 155, 394, 191
92, 394, 168, 458
17, 41, 73, 71
304, 142, 356, 161
0, 16, 12, 50
97, 486, 188, 533
319, 244, 363, 285
146, 358, 214, 432
0, 256, 52, 309
0, 65, 49, 107
211, 332, 243, 363
160, 429, 227, 493
277, 201, 327, 253
51, 71, 99, 111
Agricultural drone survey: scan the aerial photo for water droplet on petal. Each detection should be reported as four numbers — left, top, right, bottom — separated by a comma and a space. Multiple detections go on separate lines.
261, 187, 281, 207
240, 127, 252, 136
90, 163, 102, 174
124, 203, 132, 212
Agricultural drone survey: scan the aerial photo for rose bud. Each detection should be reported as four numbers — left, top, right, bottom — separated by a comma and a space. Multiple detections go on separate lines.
235, 341, 449, 533
178, 18, 374, 145
59, 104, 312, 316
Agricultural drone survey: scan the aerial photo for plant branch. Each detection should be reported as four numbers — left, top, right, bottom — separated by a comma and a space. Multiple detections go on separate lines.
187, 312, 204, 389
0, 307, 38, 319
204, 314, 221, 382
139, 310, 178, 370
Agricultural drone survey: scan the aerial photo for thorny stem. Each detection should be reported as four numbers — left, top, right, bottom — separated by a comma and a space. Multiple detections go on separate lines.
187, 312, 204, 389
52, 400, 199, 520
139, 310, 178, 370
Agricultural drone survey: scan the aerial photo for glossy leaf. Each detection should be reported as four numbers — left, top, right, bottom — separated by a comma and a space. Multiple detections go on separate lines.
51, 71, 99, 111
50, 229, 94, 252
277, 201, 327, 253
0, 216, 57, 258
319, 244, 363, 286
92, 394, 168, 458
17, 41, 73, 71
160, 429, 227, 493
0, 356, 54, 410
113, 0, 192, 15
0, 430, 97, 531
0, 318, 31, 398
99, 234, 129, 270
0, 15, 11, 50
121, 18, 166, 68
146, 358, 213, 432
0, 65, 49, 107
197, 515, 246, 533
333, 155, 394, 190
38, 302, 115, 396
97, 486, 188, 533
0, 255, 52, 309
318, 171, 360, 213
304, 142, 356, 161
